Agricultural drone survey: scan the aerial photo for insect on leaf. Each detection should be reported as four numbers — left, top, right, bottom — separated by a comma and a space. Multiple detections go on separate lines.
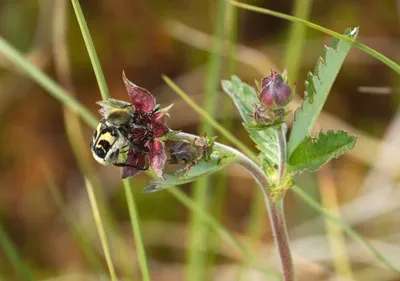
287, 27, 359, 157
288, 130, 356, 174
221, 76, 278, 166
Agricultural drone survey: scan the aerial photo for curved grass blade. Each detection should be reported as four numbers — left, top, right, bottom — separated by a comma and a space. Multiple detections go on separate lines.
1, 29, 397, 277
292, 185, 400, 274
0, 223, 35, 281
0, 36, 97, 128
166, 186, 280, 280
70, 0, 109, 99
162, 75, 256, 160
69, 2, 152, 279
288, 28, 358, 156
230, 1, 400, 75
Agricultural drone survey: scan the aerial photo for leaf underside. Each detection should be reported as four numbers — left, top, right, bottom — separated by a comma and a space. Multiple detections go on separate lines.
287, 27, 359, 157
141, 152, 235, 193
222, 76, 278, 166
288, 130, 356, 174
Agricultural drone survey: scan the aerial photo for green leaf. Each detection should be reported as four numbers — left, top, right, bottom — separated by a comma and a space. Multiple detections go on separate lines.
288, 130, 356, 174
141, 152, 236, 193
287, 27, 358, 156
221, 76, 278, 166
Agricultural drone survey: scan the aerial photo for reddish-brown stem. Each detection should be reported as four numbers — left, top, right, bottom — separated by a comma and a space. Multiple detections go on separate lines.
267, 197, 295, 281
172, 132, 295, 281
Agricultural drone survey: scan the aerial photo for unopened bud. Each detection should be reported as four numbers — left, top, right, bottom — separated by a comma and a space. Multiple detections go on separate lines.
259, 70, 292, 109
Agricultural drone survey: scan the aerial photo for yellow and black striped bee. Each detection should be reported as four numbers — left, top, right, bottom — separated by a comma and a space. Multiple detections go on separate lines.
90, 99, 137, 167
90, 118, 130, 166
90, 99, 159, 169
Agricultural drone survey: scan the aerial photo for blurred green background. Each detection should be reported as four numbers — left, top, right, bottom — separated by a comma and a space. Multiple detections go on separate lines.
1, 0, 400, 280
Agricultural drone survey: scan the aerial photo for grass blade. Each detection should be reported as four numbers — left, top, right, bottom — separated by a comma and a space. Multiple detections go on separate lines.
69, 1, 152, 279
163, 74, 400, 274
162, 75, 256, 162
84, 177, 118, 281
292, 185, 400, 274
44, 166, 106, 275
0, 223, 35, 281
70, 0, 109, 99
123, 180, 152, 281
168, 187, 279, 280
230, 1, 400, 75
0, 36, 97, 128
283, 0, 313, 84
188, 1, 227, 279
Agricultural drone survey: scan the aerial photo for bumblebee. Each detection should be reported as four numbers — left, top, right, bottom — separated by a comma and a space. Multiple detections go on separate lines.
90, 99, 159, 169
90, 119, 129, 165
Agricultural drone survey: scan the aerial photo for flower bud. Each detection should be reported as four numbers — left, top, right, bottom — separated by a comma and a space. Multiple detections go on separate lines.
259, 70, 292, 109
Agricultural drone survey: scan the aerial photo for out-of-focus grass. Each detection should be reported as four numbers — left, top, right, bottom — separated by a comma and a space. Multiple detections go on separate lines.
187, 1, 227, 280
84, 177, 117, 281
0, 223, 34, 281
1, 0, 400, 280
230, 1, 400, 75
163, 75, 400, 274
283, 0, 312, 84
69, 1, 151, 280
168, 186, 279, 280
44, 165, 105, 275
209, 0, 238, 269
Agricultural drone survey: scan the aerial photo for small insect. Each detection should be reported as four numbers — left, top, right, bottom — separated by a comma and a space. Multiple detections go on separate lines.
90, 118, 128, 165
90, 99, 161, 170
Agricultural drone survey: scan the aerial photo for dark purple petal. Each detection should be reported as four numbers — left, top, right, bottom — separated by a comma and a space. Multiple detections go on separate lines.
121, 151, 148, 179
150, 140, 166, 177
122, 71, 156, 113
151, 112, 169, 137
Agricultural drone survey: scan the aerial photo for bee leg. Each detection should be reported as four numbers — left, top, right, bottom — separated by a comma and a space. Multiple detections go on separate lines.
113, 162, 149, 171
151, 104, 160, 114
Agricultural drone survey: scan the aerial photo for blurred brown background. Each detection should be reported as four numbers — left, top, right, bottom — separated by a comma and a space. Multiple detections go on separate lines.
1, 0, 400, 280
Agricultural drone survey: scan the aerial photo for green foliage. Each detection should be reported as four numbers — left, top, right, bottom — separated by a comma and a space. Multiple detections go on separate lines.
288, 130, 356, 174
222, 76, 278, 165
287, 27, 358, 156
142, 152, 237, 193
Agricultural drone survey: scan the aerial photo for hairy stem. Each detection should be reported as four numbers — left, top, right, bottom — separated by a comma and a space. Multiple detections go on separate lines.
268, 199, 295, 281
276, 124, 288, 187
172, 132, 295, 281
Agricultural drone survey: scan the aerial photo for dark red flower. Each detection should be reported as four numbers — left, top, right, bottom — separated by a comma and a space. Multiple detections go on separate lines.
121, 72, 172, 179
258, 70, 292, 109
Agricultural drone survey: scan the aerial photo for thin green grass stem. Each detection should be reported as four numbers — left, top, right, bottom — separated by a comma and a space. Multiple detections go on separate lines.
188, 1, 228, 279
162, 75, 256, 161
292, 185, 400, 274
123, 180, 152, 281
0, 14, 396, 277
70, 0, 110, 99
164, 76, 400, 275
0, 36, 97, 128
236, 190, 266, 281
168, 187, 280, 280
230, 1, 400, 75
44, 167, 106, 276
284, 0, 313, 84
69, 1, 152, 278
0, 223, 35, 281
84, 178, 118, 281
209, 0, 238, 268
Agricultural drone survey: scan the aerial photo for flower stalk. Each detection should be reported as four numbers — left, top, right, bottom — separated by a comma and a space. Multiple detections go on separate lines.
167, 132, 295, 281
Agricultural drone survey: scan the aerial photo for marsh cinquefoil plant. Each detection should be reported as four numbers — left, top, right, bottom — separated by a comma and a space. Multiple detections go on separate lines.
92, 28, 358, 281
